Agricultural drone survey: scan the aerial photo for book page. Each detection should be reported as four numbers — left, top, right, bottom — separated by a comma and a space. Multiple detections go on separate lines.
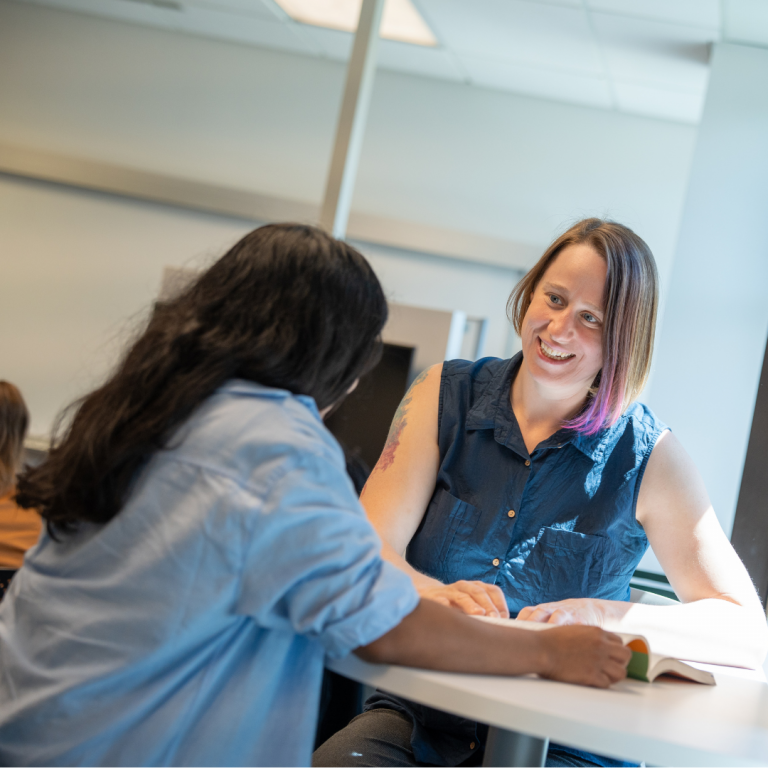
472, 616, 717, 684
603, 608, 758, 669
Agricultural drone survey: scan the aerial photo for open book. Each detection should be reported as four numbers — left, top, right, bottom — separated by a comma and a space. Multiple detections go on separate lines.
474, 616, 715, 685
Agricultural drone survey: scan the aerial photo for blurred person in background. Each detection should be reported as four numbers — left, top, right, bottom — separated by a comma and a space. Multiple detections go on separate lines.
0, 381, 41, 599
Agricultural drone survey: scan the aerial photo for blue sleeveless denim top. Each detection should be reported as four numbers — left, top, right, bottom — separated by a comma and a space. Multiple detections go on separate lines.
366, 354, 667, 766
407, 354, 665, 613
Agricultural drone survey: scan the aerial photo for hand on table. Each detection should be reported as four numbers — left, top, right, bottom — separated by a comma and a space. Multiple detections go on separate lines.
419, 580, 510, 618
518, 597, 626, 627
538, 625, 631, 688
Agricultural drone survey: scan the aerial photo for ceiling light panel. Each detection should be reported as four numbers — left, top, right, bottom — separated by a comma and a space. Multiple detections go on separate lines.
273, 0, 437, 46
382, 0, 436, 46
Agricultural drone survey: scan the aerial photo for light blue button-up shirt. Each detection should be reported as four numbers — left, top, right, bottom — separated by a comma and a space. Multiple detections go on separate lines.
0, 381, 419, 767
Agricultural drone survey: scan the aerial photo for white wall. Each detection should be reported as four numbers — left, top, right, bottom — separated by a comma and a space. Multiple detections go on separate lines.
646, 43, 768, 538
0, 175, 249, 436
353, 241, 521, 362
0, 174, 522, 436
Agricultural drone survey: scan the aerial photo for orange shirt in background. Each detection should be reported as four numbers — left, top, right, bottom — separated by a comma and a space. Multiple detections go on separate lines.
0, 488, 42, 569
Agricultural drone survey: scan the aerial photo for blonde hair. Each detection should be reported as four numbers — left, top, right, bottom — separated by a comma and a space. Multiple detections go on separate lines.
0, 381, 29, 495
507, 218, 658, 435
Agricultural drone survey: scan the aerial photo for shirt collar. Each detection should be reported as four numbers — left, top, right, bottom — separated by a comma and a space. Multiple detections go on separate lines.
464, 353, 625, 461
465, 354, 529, 457
216, 379, 321, 420
570, 417, 630, 462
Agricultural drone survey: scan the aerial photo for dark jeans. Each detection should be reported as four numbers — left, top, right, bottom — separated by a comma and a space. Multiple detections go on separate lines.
313, 708, 631, 768
314, 709, 483, 767
315, 670, 364, 751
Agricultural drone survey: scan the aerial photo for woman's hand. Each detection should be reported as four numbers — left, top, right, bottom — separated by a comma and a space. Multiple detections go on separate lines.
517, 598, 628, 626
420, 580, 510, 618
537, 625, 631, 688
357, 600, 628, 688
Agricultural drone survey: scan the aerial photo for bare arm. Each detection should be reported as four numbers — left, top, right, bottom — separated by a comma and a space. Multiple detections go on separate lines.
518, 431, 768, 668
362, 365, 509, 617
355, 598, 631, 689
613, 430, 767, 667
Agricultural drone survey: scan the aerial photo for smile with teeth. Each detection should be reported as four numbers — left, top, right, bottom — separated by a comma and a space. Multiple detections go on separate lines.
539, 339, 575, 361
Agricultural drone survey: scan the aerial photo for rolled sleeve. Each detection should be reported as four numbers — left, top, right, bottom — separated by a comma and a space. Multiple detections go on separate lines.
236, 449, 419, 659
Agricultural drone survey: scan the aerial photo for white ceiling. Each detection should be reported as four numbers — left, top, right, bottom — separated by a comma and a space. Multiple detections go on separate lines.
15, 0, 768, 124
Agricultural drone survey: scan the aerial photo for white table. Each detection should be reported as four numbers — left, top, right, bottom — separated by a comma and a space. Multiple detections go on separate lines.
327, 655, 768, 767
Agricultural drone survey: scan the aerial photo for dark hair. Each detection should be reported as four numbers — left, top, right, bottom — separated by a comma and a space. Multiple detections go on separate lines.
0, 381, 29, 495
507, 218, 658, 435
17, 224, 388, 535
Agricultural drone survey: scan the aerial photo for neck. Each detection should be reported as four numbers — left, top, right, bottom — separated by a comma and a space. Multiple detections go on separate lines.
511, 357, 590, 434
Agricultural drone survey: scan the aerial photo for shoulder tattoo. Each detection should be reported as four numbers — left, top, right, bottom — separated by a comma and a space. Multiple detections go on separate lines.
374, 368, 431, 473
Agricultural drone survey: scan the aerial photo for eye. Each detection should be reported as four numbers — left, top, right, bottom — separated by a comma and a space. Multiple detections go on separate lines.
548, 294, 562, 305
582, 312, 599, 325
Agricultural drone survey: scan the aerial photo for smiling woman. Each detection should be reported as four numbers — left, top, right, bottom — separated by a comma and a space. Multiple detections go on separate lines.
508, 221, 658, 438
314, 218, 768, 768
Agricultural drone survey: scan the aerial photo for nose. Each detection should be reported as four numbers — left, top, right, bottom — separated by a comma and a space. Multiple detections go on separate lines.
548, 308, 575, 343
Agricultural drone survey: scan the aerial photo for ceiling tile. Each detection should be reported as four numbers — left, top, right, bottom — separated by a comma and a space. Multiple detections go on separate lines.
24, 0, 317, 55
459, 54, 612, 109
517, 0, 583, 7
298, 23, 352, 61
724, 0, 768, 46
592, 13, 713, 92
21, 0, 720, 125
418, 0, 603, 75
177, 5, 318, 54
587, 0, 721, 29
294, 23, 465, 82
613, 80, 705, 123
377, 40, 466, 82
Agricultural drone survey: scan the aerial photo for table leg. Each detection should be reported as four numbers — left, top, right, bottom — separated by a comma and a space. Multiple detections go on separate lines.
482, 726, 548, 767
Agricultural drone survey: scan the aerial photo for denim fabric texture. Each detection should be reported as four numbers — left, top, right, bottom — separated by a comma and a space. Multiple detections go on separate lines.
368, 354, 667, 767
0, 381, 419, 767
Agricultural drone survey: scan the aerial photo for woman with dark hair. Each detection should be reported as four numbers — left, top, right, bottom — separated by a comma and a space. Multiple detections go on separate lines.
315, 218, 767, 767
0, 381, 41, 599
0, 224, 630, 767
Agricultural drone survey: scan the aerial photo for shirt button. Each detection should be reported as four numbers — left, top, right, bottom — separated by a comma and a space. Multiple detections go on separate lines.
508, 510, 516, 518
524, 459, 531, 467
470, 742, 476, 750
492, 558, 500, 566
